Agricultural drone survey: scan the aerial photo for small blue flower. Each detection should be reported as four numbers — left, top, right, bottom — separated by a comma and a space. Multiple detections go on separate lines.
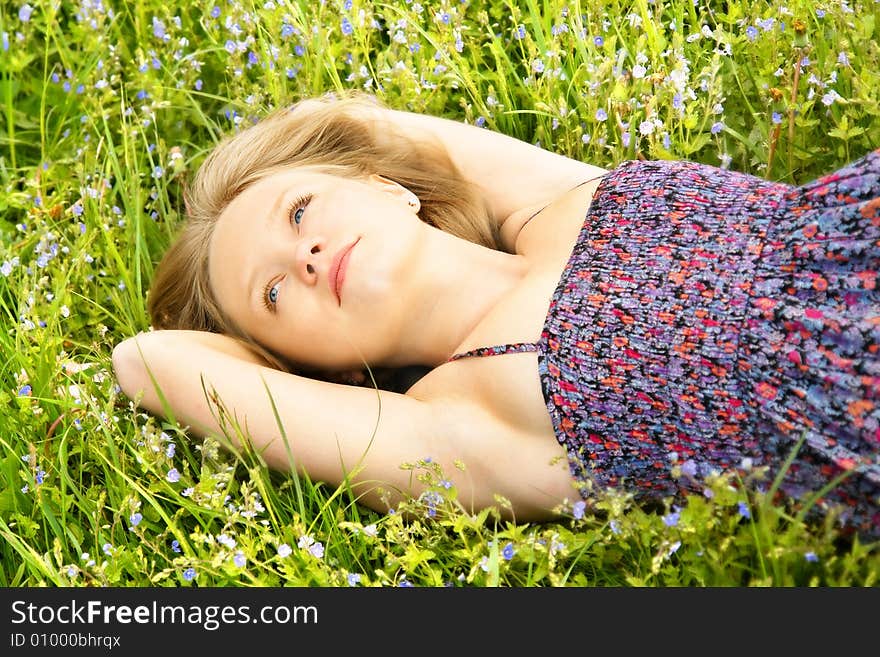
19, 4, 33, 23
662, 510, 680, 527
572, 500, 586, 520
341, 17, 353, 36
35, 467, 46, 485
166, 468, 180, 483
277, 543, 292, 558
210, 6, 221, 18
737, 501, 751, 519
281, 23, 294, 39
501, 542, 515, 561
18, 385, 32, 397
194, 79, 203, 91
130, 512, 143, 528
515, 24, 526, 40
347, 572, 362, 586
102, 543, 113, 555
772, 112, 783, 125
595, 108, 607, 121
610, 519, 621, 535
233, 551, 246, 567
711, 121, 724, 135
593, 35, 604, 47
171, 539, 181, 553
745, 26, 758, 42
182, 567, 196, 581
805, 551, 819, 563
475, 116, 485, 127
224, 39, 236, 54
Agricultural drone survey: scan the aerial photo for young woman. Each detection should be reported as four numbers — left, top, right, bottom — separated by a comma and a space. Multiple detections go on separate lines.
112, 91, 880, 538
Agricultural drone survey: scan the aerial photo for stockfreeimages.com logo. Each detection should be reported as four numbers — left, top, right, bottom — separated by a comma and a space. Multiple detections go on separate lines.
10, 599, 318, 632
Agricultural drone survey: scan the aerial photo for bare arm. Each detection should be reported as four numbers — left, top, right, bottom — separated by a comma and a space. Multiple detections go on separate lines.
383, 108, 609, 238
111, 330, 457, 511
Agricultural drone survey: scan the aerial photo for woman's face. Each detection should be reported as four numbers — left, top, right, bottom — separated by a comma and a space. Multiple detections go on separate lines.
208, 167, 428, 372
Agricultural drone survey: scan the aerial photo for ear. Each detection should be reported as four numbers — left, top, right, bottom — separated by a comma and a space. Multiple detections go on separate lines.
367, 174, 420, 213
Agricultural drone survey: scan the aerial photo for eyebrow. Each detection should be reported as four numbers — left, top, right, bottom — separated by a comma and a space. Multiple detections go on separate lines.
246, 185, 289, 313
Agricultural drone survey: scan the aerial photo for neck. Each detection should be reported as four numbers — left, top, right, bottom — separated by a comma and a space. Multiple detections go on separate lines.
385, 227, 529, 369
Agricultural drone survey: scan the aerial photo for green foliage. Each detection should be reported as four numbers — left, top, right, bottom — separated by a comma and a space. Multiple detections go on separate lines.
1, 0, 878, 587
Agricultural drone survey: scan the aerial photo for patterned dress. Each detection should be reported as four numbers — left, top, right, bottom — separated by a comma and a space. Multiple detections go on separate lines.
448, 149, 880, 539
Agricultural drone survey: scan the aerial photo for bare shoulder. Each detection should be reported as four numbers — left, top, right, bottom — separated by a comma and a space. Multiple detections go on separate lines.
506, 171, 609, 258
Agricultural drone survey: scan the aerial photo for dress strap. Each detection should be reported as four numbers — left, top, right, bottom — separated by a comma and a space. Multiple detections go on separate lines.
447, 342, 539, 363
520, 172, 610, 230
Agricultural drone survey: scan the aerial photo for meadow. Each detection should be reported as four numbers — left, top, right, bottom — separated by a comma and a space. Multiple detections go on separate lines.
1, 0, 879, 587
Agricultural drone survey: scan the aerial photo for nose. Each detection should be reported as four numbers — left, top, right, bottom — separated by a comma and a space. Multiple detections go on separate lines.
292, 235, 327, 287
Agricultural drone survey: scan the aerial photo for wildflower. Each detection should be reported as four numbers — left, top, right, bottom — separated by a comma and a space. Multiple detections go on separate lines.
662, 510, 680, 527
532, 58, 545, 74
805, 551, 819, 563
210, 6, 221, 18
737, 501, 751, 519
165, 443, 175, 458
19, 4, 33, 22
182, 567, 196, 581
632, 64, 646, 79
341, 17, 353, 36
298, 534, 325, 559
35, 468, 46, 485
837, 51, 849, 67
398, 577, 414, 587
363, 524, 378, 537
217, 534, 236, 549
514, 24, 526, 40
18, 385, 32, 397
277, 543, 292, 558
152, 17, 166, 41
1, 257, 19, 276
771, 112, 783, 125
166, 468, 180, 483
224, 39, 236, 54
711, 122, 724, 135
1, 32, 7, 52
21, 485, 28, 494
610, 519, 621, 535
821, 90, 840, 106
745, 26, 758, 42
233, 551, 246, 567
572, 500, 586, 520
129, 512, 143, 528
593, 36, 604, 47
102, 543, 113, 555
67, 566, 77, 578
501, 542, 515, 561
479, 556, 490, 572
347, 573, 362, 586
181, 487, 194, 497
475, 116, 485, 128
171, 540, 181, 553
595, 108, 607, 121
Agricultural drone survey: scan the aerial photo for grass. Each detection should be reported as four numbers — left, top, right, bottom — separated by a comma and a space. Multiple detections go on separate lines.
1, 0, 879, 587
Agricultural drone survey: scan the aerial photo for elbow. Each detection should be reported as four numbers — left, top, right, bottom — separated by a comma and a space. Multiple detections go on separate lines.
112, 335, 147, 402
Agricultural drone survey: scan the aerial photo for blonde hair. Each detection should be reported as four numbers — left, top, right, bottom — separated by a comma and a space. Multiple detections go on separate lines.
148, 91, 499, 390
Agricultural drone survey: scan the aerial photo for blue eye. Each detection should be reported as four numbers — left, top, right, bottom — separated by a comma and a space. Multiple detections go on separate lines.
268, 282, 280, 304
287, 193, 312, 229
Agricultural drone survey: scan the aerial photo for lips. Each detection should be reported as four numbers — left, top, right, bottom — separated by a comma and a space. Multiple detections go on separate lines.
329, 238, 359, 305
